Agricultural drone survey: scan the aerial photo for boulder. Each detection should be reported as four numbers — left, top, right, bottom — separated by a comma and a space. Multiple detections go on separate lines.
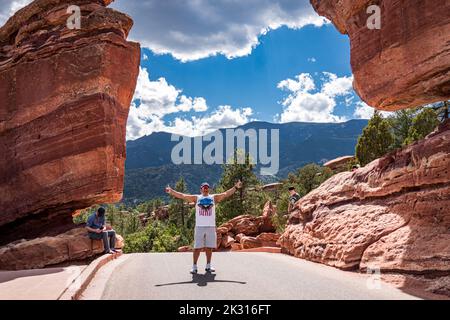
310, 0, 450, 111
228, 215, 262, 236
240, 236, 263, 250
221, 235, 235, 248
280, 121, 450, 272
235, 233, 246, 243
0, 228, 108, 270
230, 243, 242, 251
256, 233, 281, 247
216, 227, 229, 235
218, 222, 233, 232
0, 0, 140, 245
177, 246, 192, 253
115, 234, 124, 250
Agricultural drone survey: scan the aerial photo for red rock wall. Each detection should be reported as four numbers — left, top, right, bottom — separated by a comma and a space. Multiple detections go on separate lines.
310, 0, 450, 110
280, 120, 450, 273
0, 0, 140, 245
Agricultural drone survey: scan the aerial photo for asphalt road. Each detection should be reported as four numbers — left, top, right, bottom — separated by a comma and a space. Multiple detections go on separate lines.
83, 252, 419, 300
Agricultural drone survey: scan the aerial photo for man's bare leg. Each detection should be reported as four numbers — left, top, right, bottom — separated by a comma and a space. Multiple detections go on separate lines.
205, 248, 213, 264
193, 249, 201, 265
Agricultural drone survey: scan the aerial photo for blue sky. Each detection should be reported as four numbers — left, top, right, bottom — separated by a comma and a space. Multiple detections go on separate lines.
127, 20, 375, 139
141, 24, 352, 123
1, 0, 380, 140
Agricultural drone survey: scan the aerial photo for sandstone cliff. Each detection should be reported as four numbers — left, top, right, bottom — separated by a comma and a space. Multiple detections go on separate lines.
280, 120, 450, 286
310, 0, 450, 110
0, 0, 140, 245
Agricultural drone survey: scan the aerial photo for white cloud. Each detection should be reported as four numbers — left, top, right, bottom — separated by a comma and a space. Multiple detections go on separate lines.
127, 104, 253, 140
127, 67, 252, 140
307, 57, 317, 63
353, 101, 393, 119
321, 72, 353, 97
133, 67, 208, 118
0, 0, 32, 25
277, 72, 353, 123
111, 0, 327, 62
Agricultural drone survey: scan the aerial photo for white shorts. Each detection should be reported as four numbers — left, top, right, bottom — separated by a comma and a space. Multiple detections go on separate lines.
194, 226, 217, 249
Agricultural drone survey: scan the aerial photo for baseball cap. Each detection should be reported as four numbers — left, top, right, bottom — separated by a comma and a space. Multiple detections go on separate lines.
200, 182, 210, 188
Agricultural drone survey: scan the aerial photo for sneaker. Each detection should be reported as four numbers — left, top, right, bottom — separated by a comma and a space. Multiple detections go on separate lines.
205, 265, 215, 273
190, 265, 198, 274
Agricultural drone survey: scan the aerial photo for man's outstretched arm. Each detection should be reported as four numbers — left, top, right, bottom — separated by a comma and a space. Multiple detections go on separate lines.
165, 186, 197, 203
214, 180, 242, 203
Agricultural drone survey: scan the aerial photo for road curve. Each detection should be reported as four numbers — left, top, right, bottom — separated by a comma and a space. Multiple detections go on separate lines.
83, 252, 419, 300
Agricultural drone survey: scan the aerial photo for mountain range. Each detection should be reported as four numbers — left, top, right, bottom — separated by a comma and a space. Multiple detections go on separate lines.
124, 119, 368, 203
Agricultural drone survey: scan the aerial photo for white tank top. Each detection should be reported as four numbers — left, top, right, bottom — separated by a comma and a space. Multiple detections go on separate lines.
195, 194, 216, 227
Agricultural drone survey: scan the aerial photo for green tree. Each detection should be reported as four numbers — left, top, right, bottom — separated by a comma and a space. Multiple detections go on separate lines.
215, 149, 262, 224
355, 111, 394, 166
404, 108, 439, 145
387, 108, 418, 149
168, 177, 189, 227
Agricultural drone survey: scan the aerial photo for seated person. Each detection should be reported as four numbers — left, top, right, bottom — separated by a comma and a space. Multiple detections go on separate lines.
288, 186, 301, 213
86, 207, 117, 254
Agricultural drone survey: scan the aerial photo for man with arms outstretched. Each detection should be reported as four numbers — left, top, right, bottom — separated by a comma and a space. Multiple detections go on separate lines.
165, 180, 242, 274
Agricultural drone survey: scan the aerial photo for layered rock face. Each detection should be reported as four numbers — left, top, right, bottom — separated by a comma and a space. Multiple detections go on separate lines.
279, 120, 450, 273
310, 0, 450, 110
0, 227, 124, 270
0, 0, 140, 245
0, 227, 123, 270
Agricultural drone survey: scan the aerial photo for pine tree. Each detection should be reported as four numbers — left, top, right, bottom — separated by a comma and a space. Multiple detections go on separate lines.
387, 108, 418, 149
404, 108, 439, 145
168, 177, 188, 227
355, 111, 394, 166
215, 149, 262, 224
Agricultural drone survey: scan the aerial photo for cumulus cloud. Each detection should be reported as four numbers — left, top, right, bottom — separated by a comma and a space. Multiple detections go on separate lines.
111, 0, 327, 62
127, 67, 253, 140
127, 104, 253, 140
0, 0, 32, 25
133, 67, 207, 118
353, 101, 393, 119
277, 72, 354, 123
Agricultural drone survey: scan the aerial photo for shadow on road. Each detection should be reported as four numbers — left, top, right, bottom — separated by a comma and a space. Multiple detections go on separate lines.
155, 273, 247, 287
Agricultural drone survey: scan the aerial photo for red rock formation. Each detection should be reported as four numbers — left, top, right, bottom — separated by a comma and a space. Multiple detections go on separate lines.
221, 235, 235, 248
280, 120, 450, 272
0, 0, 140, 245
240, 236, 262, 250
214, 201, 279, 251
256, 233, 281, 247
177, 246, 192, 253
310, 0, 450, 110
0, 227, 122, 270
